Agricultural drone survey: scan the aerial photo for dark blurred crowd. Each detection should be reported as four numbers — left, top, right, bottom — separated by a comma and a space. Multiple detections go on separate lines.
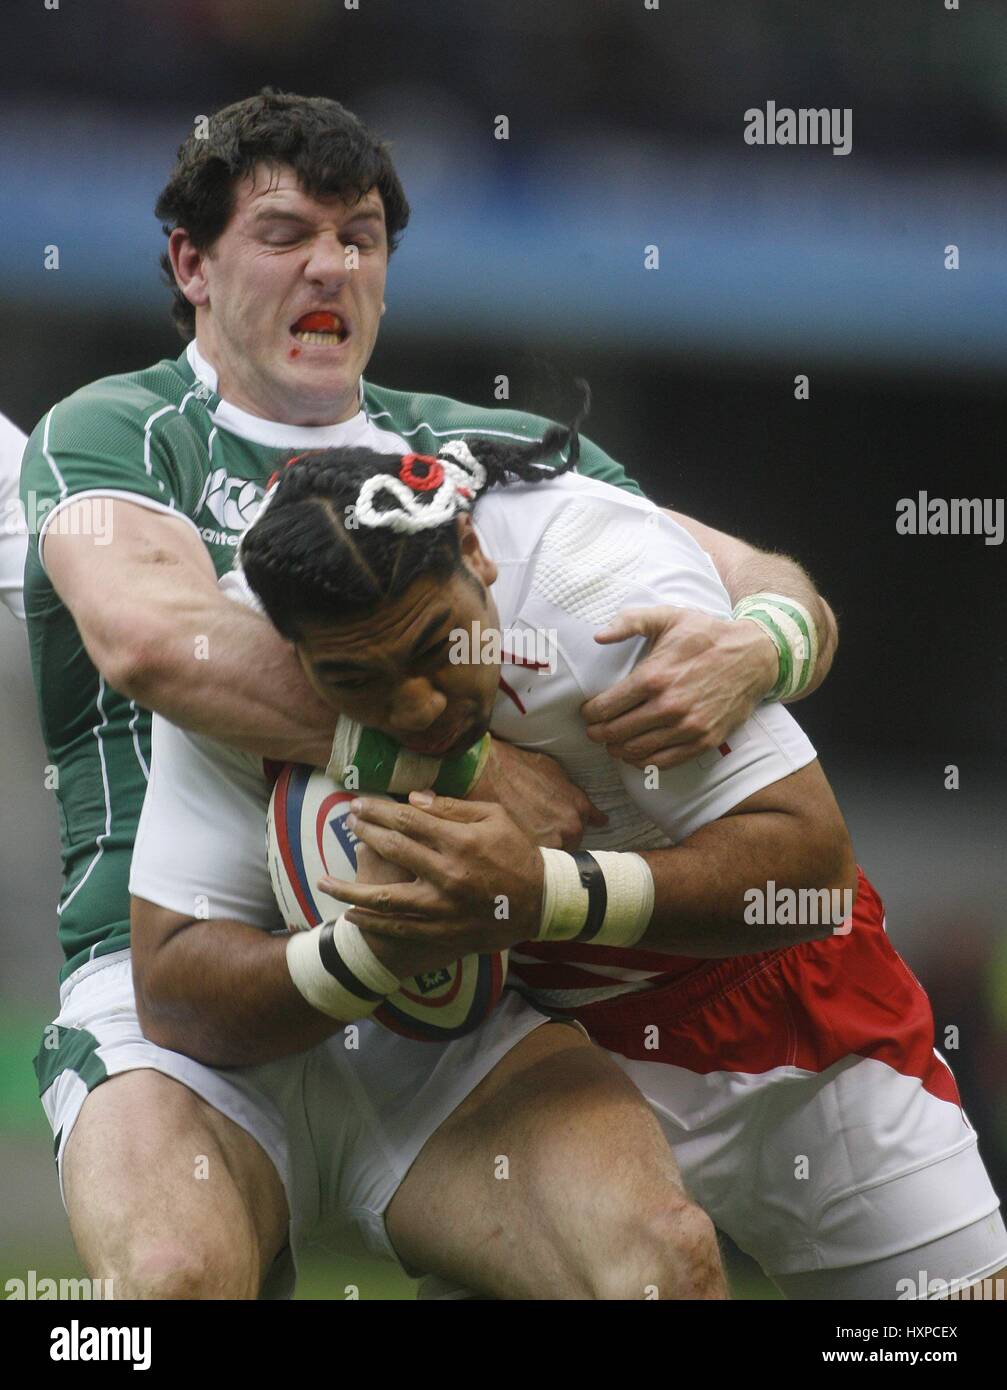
3, 0, 1005, 162
923, 923, 1007, 1200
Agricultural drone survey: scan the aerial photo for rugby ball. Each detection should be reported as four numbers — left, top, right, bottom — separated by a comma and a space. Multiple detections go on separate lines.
267, 763, 507, 1041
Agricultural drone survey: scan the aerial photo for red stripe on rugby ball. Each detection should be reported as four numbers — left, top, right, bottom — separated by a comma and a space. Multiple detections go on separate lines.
273, 765, 319, 927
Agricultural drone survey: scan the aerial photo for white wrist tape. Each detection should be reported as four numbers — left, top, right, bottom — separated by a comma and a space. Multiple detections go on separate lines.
286, 915, 399, 1021
732, 592, 819, 701
536, 848, 654, 947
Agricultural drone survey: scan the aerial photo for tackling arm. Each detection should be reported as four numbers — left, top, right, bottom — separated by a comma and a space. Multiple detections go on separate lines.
582, 512, 839, 768
669, 510, 838, 702
45, 497, 335, 764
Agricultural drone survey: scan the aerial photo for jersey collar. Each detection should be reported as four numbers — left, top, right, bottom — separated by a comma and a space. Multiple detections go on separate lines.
184, 340, 371, 449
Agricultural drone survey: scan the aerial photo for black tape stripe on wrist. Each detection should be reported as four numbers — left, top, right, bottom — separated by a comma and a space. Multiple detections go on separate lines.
570, 851, 608, 942
317, 921, 384, 1002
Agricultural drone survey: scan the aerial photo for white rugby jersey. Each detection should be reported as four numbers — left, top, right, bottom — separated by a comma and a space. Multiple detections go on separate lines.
472, 474, 816, 1006
130, 471, 816, 1008
0, 411, 28, 620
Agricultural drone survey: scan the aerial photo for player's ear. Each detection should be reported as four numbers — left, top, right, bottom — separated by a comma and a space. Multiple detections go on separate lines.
457, 514, 496, 587
168, 227, 211, 310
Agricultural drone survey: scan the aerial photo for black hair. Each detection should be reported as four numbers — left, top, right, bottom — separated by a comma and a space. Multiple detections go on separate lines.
154, 87, 410, 339
240, 387, 590, 641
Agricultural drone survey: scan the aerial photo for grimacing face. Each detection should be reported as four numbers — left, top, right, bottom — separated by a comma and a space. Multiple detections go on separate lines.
169, 163, 388, 426
296, 520, 503, 759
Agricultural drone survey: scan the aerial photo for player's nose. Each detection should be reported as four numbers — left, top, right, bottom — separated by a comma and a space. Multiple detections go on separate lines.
387, 679, 447, 733
303, 230, 352, 288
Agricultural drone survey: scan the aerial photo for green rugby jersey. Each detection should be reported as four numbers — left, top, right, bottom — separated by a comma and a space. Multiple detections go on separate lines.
20, 341, 643, 982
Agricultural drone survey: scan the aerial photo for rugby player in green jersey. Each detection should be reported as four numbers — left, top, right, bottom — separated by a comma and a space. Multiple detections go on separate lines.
21, 90, 836, 1298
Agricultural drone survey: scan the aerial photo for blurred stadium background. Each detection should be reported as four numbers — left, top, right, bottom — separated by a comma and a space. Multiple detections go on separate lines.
0, 0, 1004, 1298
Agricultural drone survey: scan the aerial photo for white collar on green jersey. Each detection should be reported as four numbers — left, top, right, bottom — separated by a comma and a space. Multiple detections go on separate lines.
186, 339, 370, 449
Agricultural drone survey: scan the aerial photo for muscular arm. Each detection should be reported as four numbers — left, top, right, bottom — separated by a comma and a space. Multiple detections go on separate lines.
130, 904, 336, 1067
635, 761, 857, 955
669, 510, 838, 702
45, 498, 334, 764
132, 879, 438, 1067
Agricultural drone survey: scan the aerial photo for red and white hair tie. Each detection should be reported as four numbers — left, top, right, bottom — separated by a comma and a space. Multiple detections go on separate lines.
354, 439, 487, 534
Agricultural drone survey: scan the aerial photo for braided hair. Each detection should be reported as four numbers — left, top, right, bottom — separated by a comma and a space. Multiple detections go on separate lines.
240, 386, 590, 640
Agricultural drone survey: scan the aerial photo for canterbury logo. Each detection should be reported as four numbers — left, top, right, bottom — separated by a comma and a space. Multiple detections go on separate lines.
196, 469, 265, 531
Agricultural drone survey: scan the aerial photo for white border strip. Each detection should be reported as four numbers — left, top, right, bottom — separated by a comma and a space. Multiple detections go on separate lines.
57, 676, 112, 916
41, 407, 68, 499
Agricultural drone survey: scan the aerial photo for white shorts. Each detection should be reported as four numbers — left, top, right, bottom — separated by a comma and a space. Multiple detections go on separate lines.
558, 874, 1007, 1299
37, 950, 549, 1297
620, 1052, 1006, 1299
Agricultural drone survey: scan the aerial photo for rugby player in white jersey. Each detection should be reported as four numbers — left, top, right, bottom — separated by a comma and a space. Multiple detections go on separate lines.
190, 427, 1002, 1302
0, 411, 28, 621
25, 90, 840, 1299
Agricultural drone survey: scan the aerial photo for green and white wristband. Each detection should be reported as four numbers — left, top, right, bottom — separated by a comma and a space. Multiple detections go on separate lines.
733, 592, 819, 701
286, 915, 400, 1022
536, 848, 655, 948
326, 716, 492, 797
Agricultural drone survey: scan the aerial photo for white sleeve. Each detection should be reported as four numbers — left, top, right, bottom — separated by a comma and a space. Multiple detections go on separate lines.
129, 712, 282, 931
0, 413, 28, 621
530, 502, 818, 844
218, 563, 263, 612
614, 703, 817, 844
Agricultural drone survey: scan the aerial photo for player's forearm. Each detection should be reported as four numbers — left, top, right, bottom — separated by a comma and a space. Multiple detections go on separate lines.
48, 502, 333, 759
133, 914, 339, 1067
669, 511, 838, 702
637, 810, 857, 956
122, 594, 334, 764
718, 549, 837, 702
